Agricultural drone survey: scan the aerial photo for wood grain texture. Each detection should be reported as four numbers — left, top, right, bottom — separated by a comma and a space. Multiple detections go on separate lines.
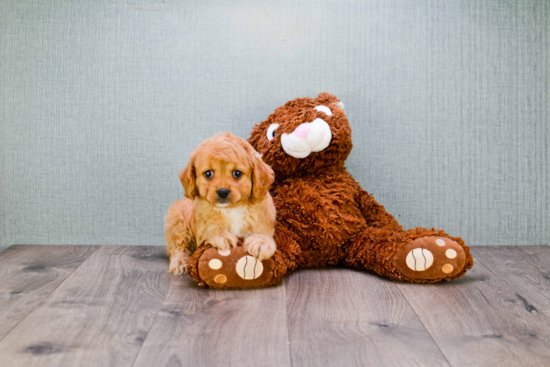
2, 245, 550, 367
397, 250, 550, 366
0, 246, 171, 367
284, 268, 450, 367
0, 245, 98, 342
133, 274, 291, 367
474, 246, 550, 318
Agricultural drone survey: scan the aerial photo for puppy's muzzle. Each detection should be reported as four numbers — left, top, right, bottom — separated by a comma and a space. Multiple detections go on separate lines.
217, 188, 230, 199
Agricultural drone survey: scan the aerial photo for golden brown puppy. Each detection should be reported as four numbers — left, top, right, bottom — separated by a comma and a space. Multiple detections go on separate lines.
164, 132, 276, 274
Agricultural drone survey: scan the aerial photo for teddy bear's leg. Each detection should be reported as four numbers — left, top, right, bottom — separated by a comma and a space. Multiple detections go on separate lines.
342, 227, 473, 283
186, 224, 301, 289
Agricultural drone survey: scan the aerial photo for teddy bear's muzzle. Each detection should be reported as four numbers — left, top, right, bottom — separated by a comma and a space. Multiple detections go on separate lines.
280, 118, 332, 159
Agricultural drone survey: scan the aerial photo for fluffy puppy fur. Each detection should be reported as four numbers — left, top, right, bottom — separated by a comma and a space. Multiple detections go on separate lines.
165, 132, 276, 274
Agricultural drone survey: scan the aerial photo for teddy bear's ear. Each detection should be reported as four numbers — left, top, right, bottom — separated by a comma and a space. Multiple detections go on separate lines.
316, 92, 344, 110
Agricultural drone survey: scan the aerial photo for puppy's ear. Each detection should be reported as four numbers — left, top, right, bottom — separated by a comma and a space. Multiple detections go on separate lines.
179, 154, 198, 199
251, 151, 275, 203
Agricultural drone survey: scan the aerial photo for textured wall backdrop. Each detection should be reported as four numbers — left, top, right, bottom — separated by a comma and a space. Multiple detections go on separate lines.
1, 0, 548, 250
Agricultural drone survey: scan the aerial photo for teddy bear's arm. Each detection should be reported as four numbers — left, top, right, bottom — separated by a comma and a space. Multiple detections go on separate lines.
355, 186, 403, 232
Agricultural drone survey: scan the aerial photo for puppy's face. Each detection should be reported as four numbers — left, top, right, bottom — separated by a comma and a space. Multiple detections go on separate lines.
179, 133, 274, 207
194, 155, 251, 206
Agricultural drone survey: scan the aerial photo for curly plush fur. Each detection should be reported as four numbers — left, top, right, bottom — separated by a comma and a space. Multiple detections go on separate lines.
186, 93, 473, 287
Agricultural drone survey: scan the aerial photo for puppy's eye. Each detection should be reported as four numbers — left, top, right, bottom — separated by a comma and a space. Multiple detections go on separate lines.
204, 170, 213, 179
232, 170, 242, 179
266, 123, 279, 141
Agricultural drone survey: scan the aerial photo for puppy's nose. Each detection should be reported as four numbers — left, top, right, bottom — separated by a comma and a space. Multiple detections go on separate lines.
217, 188, 230, 199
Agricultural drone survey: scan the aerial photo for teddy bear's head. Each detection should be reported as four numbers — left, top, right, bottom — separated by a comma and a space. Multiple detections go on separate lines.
248, 92, 352, 179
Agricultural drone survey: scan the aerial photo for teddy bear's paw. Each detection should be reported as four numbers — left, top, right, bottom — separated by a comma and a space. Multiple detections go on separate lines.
393, 236, 467, 281
197, 246, 275, 288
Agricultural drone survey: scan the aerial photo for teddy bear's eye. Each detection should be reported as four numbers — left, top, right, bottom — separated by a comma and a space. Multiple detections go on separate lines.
266, 123, 280, 141
314, 105, 333, 116
204, 170, 213, 179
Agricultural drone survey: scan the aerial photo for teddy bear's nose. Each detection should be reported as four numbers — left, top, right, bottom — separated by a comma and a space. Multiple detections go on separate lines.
293, 123, 311, 139
280, 118, 332, 159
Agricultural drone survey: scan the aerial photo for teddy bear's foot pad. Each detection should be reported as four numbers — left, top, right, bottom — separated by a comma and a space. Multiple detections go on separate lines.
197, 246, 275, 288
393, 236, 466, 281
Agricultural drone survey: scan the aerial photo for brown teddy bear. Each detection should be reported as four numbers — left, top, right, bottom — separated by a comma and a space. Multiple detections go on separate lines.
187, 93, 473, 288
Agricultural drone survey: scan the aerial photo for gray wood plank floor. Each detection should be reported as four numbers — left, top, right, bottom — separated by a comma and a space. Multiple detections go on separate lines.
0, 245, 549, 367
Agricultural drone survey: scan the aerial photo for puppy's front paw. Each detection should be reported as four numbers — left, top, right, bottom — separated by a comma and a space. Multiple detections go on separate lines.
206, 232, 239, 252
244, 234, 276, 261
169, 252, 191, 274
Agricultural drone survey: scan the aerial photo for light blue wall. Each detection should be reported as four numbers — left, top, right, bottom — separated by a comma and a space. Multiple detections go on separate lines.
1, 0, 548, 249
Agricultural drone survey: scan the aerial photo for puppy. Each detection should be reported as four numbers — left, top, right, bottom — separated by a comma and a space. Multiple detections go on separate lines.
164, 132, 277, 274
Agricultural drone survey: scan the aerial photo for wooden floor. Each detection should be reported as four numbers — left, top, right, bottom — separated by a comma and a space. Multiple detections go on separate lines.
0, 246, 549, 367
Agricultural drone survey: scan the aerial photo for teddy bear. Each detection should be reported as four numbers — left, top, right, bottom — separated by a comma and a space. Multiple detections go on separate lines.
187, 93, 473, 288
